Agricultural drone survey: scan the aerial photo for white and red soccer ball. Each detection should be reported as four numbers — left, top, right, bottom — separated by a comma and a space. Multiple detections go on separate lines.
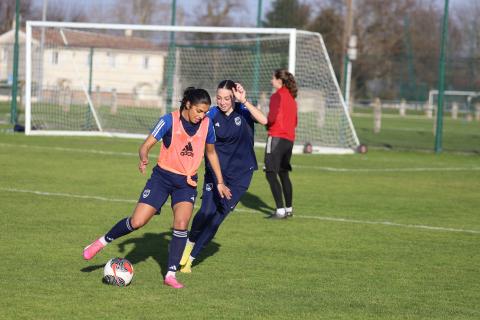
103, 258, 134, 286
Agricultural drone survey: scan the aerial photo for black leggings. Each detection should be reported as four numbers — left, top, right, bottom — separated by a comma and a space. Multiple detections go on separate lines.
266, 171, 292, 209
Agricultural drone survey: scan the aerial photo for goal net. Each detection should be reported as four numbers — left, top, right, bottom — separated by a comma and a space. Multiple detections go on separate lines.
25, 21, 359, 153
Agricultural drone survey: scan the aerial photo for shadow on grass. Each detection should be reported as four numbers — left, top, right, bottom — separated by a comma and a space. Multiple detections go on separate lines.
80, 264, 104, 272
239, 191, 274, 216
80, 231, 221, 275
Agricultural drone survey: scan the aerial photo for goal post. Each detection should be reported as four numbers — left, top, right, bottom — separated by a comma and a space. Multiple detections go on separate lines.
25, 21, 359, 153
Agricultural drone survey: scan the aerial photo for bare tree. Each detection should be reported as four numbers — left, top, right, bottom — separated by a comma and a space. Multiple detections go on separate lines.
111, 0, 170, 25
185, 0, 245, 42
191, 0, 245, 27
353, 0, 416, 98
263, 0, 311, 29
450, 1, 480, 90
308, 7, 344, 77
0, 0, 33, 34
43, 2, 88, 22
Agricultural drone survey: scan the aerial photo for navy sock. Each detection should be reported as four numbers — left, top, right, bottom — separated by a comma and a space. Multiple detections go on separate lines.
104, 217, 135, 243
167, 229, 188, 272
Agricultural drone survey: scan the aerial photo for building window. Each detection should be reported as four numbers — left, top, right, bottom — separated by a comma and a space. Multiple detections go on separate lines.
1, 48, 7, 61
143, 56, 149, 69
52, 51, 59, 64
107, 52, 116, 68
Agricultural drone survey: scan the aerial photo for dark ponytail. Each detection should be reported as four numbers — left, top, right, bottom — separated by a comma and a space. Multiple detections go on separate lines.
180, 87, 212, 111
217, 79, 236, 91
274, 69, 298, 98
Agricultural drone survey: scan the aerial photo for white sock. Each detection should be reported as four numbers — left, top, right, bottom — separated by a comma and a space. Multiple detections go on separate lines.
166, 271, 176, 278
276, 208, 286, 216
285, 207, 293, 213
99, 236, 108, 246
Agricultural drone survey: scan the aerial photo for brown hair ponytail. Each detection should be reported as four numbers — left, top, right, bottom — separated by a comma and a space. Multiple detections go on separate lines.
274, 69, 298, 98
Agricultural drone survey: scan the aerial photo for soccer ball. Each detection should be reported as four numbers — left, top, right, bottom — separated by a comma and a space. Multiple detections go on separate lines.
103, 258, 134, 286
356, 144, 368, 154
303, 142, 313, 154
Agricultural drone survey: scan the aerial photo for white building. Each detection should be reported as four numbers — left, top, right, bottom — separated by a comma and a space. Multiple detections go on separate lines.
0, 28, 167, 107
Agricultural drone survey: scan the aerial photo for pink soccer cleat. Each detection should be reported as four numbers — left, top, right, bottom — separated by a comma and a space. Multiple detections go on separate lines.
83, 238, 105, 260
164, 275, 184, 289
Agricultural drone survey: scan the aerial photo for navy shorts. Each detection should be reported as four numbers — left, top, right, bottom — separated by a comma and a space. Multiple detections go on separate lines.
138, 166, 198, 213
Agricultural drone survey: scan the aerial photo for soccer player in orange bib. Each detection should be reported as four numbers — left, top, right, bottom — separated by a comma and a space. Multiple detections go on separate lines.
83, 87, 231, 289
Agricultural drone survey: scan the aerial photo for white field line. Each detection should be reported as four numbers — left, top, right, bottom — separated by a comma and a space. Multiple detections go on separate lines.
289, 165, 480, 172
1, 187, 479, 235
2, 187, 137, 203
0, 142, 138, 157
352, 113, 429, 120
1, 143, 479, 173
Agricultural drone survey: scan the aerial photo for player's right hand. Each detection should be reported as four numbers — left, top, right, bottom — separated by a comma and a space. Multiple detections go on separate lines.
139, 158, 149, 174
217, 183, 232, 200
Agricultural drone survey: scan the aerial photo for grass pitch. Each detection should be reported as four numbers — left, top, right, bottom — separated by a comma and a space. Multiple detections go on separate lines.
1, 132, 479, 319
351, 108, 480, 153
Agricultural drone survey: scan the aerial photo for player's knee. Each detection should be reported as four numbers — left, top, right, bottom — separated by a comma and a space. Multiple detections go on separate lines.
173, 219, 189, 230
279, 170, 289, 178
130, 216, 147, 229
172, 213, 191, 230
211, 218, 223, 230
266, 171, 278, 181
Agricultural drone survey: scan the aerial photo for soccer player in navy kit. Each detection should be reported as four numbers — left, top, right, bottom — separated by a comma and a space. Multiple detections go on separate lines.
179, 80, 267, 273
83, 87, 231, 289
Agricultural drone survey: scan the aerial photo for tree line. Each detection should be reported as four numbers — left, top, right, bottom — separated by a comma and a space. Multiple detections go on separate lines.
1, 0, 478, 101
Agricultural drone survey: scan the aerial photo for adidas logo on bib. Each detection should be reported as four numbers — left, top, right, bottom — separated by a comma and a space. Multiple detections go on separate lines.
180, 142, 194, 157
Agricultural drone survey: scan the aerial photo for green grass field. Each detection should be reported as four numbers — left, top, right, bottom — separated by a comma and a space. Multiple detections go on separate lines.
1, 131, 479, 319
351, 112, 480, 153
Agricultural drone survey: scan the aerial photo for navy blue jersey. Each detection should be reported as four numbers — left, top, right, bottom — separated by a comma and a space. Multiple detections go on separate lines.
150, 113, 216, 147
205, 102, 258, 180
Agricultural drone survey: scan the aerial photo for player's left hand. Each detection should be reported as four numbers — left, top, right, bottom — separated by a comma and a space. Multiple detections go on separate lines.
233, 83, 247, 103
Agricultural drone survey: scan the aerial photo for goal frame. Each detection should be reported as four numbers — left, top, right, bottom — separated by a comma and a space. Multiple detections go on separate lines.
428, 89, 480, 111
25, 21, 359, 153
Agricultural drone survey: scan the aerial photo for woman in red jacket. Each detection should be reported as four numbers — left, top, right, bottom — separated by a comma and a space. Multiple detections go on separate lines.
265, 69, 298, 219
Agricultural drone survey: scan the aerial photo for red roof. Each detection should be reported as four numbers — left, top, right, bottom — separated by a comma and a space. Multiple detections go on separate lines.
31, 28, 162, 51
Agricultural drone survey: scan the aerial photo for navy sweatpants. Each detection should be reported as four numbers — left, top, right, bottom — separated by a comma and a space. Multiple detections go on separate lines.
189, 170, 253, 258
